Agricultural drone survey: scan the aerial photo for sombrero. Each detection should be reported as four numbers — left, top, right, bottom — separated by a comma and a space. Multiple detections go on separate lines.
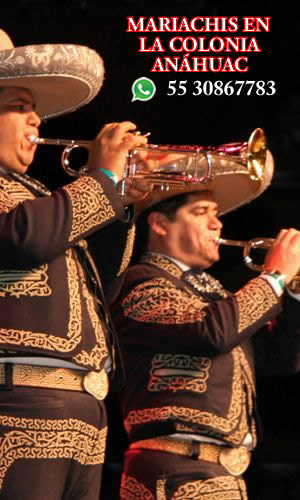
0, 29, 104, 119
133, 128, 274, 216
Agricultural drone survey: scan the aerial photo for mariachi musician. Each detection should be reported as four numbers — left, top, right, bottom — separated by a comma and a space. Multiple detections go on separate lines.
110, 135, 300, 499
0, 29, 151, 499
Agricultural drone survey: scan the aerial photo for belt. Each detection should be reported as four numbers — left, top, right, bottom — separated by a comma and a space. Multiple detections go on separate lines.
0, 356, 88, 370
130, 436, 251, 476
0, 363, 109, 401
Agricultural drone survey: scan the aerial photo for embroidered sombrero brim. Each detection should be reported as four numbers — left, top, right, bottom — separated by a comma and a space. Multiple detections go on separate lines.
0, 44, 104, 118
134, 149, 274, 216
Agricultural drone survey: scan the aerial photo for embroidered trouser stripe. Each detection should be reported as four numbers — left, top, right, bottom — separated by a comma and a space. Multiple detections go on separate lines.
0, 386, 107, 499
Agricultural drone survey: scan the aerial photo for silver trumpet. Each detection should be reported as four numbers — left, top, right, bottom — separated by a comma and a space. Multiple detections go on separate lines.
28, 127, 267, 191
28, 136, 92, 177
216, 237, 274, 272
216, 236, 300, 291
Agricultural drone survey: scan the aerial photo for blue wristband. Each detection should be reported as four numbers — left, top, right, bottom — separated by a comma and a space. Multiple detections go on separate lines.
98, 168, 118, 186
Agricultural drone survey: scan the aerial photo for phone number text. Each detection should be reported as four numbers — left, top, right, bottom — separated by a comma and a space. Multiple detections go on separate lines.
167, 80, 276, 96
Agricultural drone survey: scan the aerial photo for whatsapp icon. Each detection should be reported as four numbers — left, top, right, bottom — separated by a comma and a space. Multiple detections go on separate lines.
131, 77, 156, 102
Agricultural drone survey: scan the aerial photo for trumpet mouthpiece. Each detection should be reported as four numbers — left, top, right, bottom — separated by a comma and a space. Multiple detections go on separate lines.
27, 135, 40, 144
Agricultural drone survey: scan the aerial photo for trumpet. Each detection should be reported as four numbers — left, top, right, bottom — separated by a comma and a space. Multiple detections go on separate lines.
28, 128, 268, 188
216, 237, 300, 291
28, 136, 91, 177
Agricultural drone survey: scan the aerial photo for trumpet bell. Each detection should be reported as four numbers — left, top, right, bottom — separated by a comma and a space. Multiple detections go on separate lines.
126, 128, 268, 192
129, 128, 273, 216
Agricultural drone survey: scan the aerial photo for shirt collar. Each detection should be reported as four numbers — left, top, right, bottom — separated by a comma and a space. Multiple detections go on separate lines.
150, 252, 190, 272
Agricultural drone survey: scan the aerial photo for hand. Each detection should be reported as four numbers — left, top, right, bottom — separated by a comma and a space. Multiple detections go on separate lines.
264, 228, 300, 284
86, 121, 148, 180
119, 177, 153, 207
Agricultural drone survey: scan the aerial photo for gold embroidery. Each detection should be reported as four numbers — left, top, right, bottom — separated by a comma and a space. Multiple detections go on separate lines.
122, 278, 207, 324
0, 251, 82, 353
156, 479, 167, 500
120, 475, 155, 500
235, 277, 278, 334
238, 349, 257, 447
0, 415, 107, 491
74, 261, 108, 369
0, 265, 51, 298
0, 364, 84, 392
0, 189, 16, 213
0, 176, 35, 211
64, 177, 115, 242
141, 252, 183, 279
148, 354, 211, 393
117, 225, 136, 277
124, 349, 250, 445
0, 177, 52, 298
239, 349, 256, 395
172, 476, 248, 499
131, 437, 220, 464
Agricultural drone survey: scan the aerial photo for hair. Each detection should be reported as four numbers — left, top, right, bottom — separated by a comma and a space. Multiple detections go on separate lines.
132, 193, 190, 264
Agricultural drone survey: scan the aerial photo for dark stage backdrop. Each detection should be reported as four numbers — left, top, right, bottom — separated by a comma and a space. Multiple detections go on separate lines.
2, 3, 300, 499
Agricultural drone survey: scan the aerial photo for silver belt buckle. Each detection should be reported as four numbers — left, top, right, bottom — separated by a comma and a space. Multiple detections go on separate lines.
83, 369, 109, 400
219, 446, 251, 476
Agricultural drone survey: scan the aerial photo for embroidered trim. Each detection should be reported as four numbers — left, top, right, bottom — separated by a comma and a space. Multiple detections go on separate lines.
8, 172, 51, 196
148, 353, 211, 393
64, 177, 116, 242
235, 277, 278, 334
74, 262, 108, 369
141, 253, 183, 279
171, 476, 247, 499
117, 225, 136, 277
156, 479, 167, 500
124, 348, 251, 445
0, 265, 51, 298
120, 475, 154, 500
0, 415, 107, 490
122, 277, 207, 324
0, 251, 82, 353
238, 349, 257, 446
0, 176, 35, 213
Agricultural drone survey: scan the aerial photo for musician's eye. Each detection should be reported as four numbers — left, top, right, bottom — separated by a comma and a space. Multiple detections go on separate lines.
193, 209, 206, 216
9, 101, 35, 113
14, 104, 27, 112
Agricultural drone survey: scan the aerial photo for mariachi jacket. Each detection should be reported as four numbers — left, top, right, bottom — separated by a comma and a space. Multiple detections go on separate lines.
0, 168, 135, 379
111, 252, 300, 448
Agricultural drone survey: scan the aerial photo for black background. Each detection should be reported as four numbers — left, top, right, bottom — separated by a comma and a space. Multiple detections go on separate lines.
2, 2, 300, 498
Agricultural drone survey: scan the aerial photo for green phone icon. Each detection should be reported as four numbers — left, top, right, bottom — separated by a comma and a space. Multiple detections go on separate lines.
132, 77, 156, 102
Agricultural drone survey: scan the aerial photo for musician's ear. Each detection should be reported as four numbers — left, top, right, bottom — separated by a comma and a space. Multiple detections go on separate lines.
147, 211, 169, 236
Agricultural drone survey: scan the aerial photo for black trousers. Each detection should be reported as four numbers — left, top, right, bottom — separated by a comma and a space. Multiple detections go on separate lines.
120, 448, 248, 499
0, 385, 107, 500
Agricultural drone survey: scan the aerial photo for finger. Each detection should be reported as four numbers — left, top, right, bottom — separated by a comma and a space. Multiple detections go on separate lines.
97, 122, 119, 138
289, 231, 300, 249
274, 228, 295, 246
121, 133, 148, 151
109, 121, 137, 143
125, 178, 153, 193
123, 189, 150, 204
125, 177, 153, 193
